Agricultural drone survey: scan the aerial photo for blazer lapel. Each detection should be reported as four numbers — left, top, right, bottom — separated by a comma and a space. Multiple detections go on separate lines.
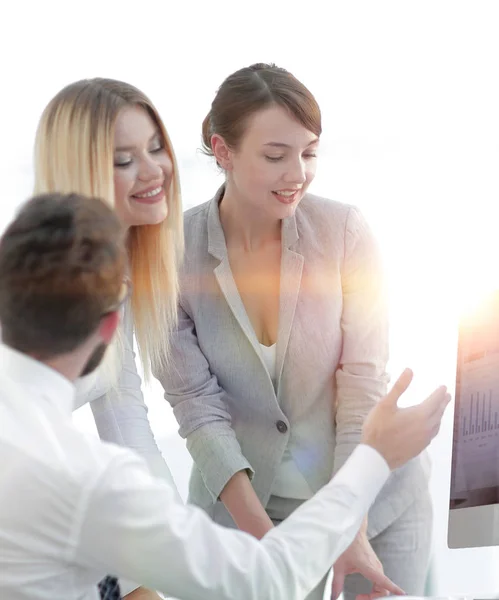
208, 189, 262, 356
213, 259, 263, 354
207, 188, 304, 383
276, 214, 303, 388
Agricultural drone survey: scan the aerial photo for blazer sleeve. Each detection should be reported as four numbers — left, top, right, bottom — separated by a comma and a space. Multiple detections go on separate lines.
333, 206, 390, 475
156, 302, 254, 503
89, 309, 184, 597
89, 309, 181, 502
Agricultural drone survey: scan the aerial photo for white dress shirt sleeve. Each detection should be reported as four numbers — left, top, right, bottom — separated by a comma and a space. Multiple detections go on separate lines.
89, 343, 180, 597
87, 309, 181, 500
86, 309, 183, 597
75, 444, 389, 600
88, 340, 180, 493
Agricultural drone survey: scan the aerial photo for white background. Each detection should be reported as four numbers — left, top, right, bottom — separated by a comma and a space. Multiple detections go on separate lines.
1, 1, 499, 595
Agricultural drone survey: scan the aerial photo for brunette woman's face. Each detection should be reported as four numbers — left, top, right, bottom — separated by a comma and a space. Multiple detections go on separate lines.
113, 105, 172, 229
216, 105, 319, 220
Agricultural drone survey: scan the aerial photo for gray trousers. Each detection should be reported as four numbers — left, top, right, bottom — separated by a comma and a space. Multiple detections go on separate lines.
343, 490, 433, 600
267, 489, 433, 600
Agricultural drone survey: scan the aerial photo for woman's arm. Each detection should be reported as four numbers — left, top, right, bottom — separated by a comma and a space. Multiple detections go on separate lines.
330, 207, 391, 596
88, 339, 181, 498
87, 304, 181, 498
334, 206, 390, 475
220, 471, 274, 538
156, 303, 272, 537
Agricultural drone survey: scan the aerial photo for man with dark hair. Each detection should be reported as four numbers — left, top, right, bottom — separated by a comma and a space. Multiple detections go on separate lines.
0, 192, 129, 599
0, 192, 450, 600
0, 192, 126, 369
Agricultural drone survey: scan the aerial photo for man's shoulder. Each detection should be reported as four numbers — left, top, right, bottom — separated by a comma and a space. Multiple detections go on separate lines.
0, 400, 132, 493
57, 426, 141, 483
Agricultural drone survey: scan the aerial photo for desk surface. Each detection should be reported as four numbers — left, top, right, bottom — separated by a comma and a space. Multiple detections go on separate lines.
388, 596, 499, 600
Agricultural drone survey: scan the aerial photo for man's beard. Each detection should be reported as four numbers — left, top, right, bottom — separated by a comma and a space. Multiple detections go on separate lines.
80, 343, 108, 377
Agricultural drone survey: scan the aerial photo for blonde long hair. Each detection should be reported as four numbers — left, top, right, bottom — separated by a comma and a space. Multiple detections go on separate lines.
34, 78, 184, 377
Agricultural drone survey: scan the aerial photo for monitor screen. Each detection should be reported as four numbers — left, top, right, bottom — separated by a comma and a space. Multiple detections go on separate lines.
448, 289, 499, 548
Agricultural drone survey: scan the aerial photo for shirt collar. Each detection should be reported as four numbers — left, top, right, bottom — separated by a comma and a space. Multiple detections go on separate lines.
0, 343, 76, 418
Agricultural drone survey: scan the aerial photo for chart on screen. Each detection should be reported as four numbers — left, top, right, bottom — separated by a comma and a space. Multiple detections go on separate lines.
451, 291, 499, 495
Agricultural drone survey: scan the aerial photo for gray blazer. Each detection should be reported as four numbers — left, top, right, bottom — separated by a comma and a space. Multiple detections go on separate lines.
158, 188, 429, 537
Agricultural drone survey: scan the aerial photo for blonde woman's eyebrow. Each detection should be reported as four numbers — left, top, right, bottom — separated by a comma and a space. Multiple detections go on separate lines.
115, 132, 161, 153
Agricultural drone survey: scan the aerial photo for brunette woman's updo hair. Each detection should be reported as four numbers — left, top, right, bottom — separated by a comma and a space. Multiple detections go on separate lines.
202, 63, 321, 161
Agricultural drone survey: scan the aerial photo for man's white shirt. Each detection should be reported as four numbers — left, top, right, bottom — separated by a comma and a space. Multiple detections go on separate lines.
0, 343, 390, 600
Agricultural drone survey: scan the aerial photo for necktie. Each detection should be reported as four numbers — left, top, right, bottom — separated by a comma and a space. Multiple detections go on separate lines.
98, 575, 121, 600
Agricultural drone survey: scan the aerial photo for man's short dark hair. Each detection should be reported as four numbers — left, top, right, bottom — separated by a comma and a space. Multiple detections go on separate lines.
0, 193, 126, 358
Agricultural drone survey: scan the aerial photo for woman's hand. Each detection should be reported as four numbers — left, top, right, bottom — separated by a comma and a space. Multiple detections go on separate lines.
124, 587, 163, 600
331, 520, 404, 600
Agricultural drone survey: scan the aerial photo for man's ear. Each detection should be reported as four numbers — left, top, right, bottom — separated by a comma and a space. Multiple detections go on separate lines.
98, 311, 120, 344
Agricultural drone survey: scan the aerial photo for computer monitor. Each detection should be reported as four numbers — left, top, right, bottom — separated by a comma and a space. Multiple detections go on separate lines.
448, 289, 499, 548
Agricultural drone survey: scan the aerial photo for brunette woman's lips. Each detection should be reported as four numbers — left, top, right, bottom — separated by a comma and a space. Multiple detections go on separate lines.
131, 185, 165, 204
272, 189, 301, 204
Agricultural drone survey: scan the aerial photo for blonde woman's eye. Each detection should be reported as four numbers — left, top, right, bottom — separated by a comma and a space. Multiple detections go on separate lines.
114, 153, 132, 167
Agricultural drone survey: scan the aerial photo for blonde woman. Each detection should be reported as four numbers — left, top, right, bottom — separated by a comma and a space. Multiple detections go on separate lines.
33, 78, 184, 600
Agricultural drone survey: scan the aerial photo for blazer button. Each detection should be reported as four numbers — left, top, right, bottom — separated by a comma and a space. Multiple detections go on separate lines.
276, 420, 288, 434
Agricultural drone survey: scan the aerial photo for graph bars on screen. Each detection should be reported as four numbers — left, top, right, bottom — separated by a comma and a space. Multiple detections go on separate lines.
462, 390, 499, 436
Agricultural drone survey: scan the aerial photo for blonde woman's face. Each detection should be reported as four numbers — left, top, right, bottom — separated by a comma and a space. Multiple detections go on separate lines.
113, 105, 172, 229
